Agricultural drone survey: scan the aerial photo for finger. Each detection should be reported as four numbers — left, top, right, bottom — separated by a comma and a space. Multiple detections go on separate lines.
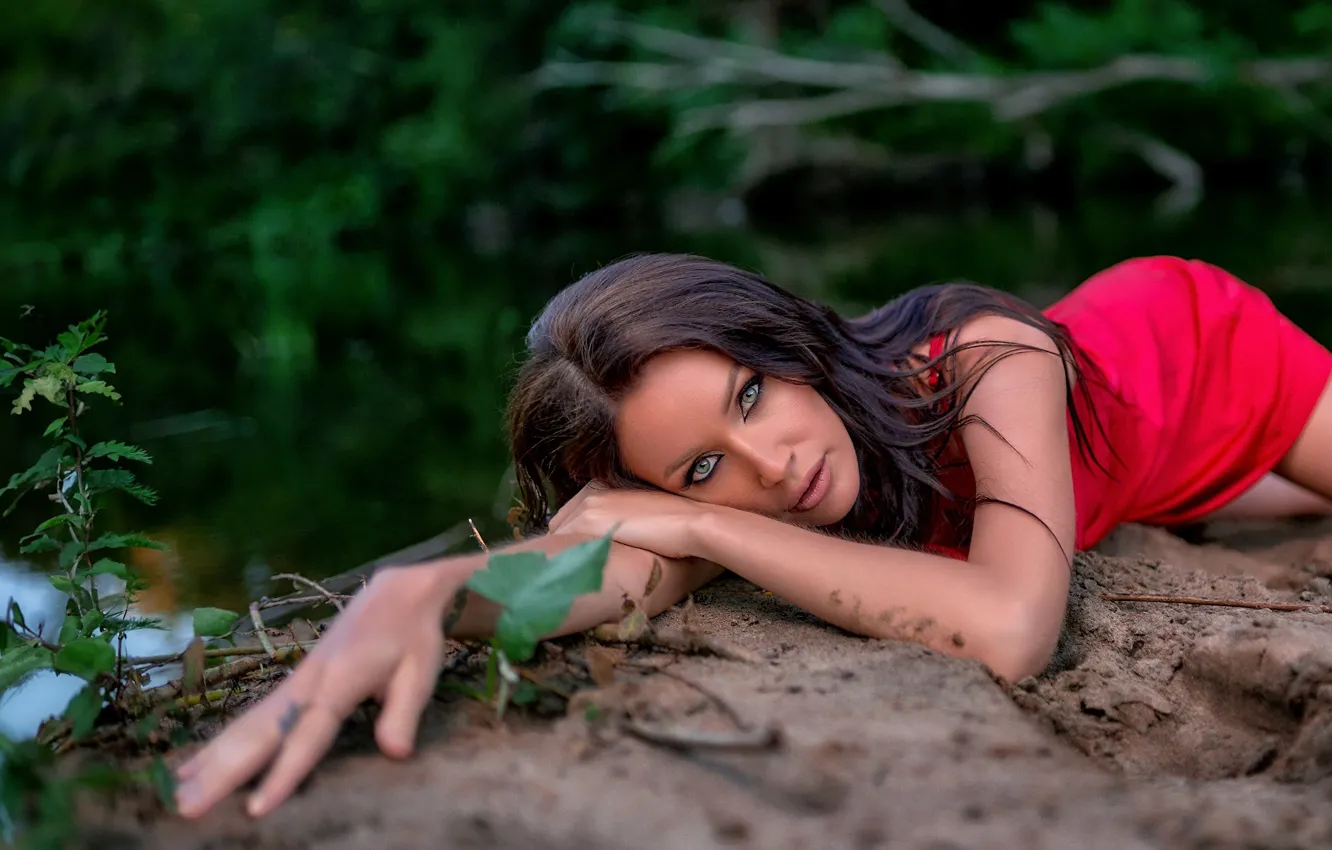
245, 701, 348, 818
174, 699, 291, 818
375, 640, 445, 759
175, 661, 324, 817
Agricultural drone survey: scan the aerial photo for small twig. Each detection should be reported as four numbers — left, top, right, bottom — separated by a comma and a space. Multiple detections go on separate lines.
255, 594, 347, 611
591, 624, 763, 664
248, 602, 279, 659
126, 640, 320, 667
127, 643, 309, 714
1101, 593, 1332, 613
269, 573, 348, 612
7, 615, 61, 653
622, 660, 748, 730
873, 0, 983, 70
468, 518, 490, 552
621, 719, 782, 752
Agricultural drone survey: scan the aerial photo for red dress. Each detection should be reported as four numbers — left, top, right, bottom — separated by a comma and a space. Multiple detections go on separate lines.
927, 256, 1332, 556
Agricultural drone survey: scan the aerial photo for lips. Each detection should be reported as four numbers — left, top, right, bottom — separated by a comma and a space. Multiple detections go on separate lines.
791, 457, 830, 513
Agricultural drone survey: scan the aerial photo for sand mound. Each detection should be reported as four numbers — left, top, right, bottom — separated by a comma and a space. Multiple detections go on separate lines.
76, 520, 1332, 850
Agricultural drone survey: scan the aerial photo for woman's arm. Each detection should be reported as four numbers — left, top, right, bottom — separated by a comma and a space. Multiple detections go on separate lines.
556, 315, 1076, 681
438, 533, 725, 640
173, 536, 719, 819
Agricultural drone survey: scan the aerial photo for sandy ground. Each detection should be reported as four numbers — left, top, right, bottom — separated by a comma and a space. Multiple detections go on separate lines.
71, 519, 1332, 849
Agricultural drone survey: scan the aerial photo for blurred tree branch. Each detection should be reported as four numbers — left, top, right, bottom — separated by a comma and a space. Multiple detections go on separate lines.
535, 9, 1332, 210
537, 21, 1331, 130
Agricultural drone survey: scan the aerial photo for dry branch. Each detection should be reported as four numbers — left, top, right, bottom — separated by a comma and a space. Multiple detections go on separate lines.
270, 572, 349, 611
538, 34, 1331, 130
127, 642, 311, 714
622, 660, 749, 729
248, 602, 279, 659
533, 15, 1332, 206
1102, 593, 1332, 614
590, 623, 763, 664
622, 719, 783, 752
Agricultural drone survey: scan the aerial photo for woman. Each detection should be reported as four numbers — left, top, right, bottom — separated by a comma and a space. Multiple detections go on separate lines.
173, 254, 1332, 819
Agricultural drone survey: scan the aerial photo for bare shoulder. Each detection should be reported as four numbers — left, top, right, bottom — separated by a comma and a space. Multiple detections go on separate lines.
952, 313, 1061, 360
946, 313, 1073, 392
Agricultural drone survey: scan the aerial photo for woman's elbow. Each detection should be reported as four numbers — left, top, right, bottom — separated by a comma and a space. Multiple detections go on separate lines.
972, 598, 1062, 682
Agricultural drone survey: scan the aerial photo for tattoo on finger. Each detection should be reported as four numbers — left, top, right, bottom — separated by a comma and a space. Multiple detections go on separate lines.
278, 701, 307, 737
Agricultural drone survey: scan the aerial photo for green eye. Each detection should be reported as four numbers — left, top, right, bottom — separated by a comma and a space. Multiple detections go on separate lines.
738, 375, 763, 418
693, 456, 717, 480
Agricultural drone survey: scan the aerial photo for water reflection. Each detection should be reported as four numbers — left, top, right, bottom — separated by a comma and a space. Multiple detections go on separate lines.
0, 553, 195, 739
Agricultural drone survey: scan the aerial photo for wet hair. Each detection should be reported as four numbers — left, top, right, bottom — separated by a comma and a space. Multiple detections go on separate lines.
505, 253, 1108, 550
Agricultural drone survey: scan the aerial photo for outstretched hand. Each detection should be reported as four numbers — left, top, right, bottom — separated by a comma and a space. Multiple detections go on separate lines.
173, 561, 457, 819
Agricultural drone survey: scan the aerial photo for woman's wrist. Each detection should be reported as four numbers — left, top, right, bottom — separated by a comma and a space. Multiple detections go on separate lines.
687, 502, 740, 563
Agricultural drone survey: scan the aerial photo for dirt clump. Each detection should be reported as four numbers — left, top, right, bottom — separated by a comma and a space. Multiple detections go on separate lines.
75, 520, 1332, 849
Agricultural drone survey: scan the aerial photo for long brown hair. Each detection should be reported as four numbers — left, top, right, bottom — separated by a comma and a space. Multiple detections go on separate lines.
505, 253, 1106, 547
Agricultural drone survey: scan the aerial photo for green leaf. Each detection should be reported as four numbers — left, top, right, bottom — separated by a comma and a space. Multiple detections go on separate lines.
101, 614, 164, 633
12, 379, 37, 414
59, 539, 86, 570
148, 755, 177, 815
83, 559, 129, 579
43, 417, 68, 437
85, 468, 161, 504
464, 533, 611, 663
72, 354, 115, 376
192, 607, 240, 637
0, 622, 17, 652
75, 380, 121, 401
53, 637, 116, 681
58, 328, 85, 355
0, 363, 20, 388
59, 615, 82, 644
19, 534, 61, 555
511, 680, 541, 706
0, 645, 54, 694
86, 441, 151, 464
87, 531, 168, 553
49, 575, 95, 613
81, 609, 105, 634
27, 513, 83, 536
30, 373, 65, 406
8, 599, 27, 630
63, 684, 105, 740
1, 446, 65, 498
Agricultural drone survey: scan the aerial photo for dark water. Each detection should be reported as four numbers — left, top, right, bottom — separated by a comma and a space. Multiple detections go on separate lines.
2, 193, 1331, 612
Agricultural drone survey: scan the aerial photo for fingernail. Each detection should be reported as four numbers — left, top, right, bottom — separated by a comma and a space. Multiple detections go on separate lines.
247, 795, 266, 818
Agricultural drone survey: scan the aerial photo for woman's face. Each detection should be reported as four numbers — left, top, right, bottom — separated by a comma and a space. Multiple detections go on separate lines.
614, 349, 860, 526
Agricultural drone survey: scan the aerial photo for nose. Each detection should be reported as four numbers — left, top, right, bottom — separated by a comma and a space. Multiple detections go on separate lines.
732, 435, 792, 489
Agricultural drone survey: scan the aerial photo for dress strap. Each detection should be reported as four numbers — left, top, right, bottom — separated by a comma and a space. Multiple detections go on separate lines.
926, 332, 948, 390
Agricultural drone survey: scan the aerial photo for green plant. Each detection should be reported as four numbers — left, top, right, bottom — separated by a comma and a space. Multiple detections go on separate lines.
0, 314, 207, 846
446, 533, 611, 715
0, 312, 613, 844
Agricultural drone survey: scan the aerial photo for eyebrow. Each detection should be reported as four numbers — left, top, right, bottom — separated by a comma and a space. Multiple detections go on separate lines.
663, 362, 740, 480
